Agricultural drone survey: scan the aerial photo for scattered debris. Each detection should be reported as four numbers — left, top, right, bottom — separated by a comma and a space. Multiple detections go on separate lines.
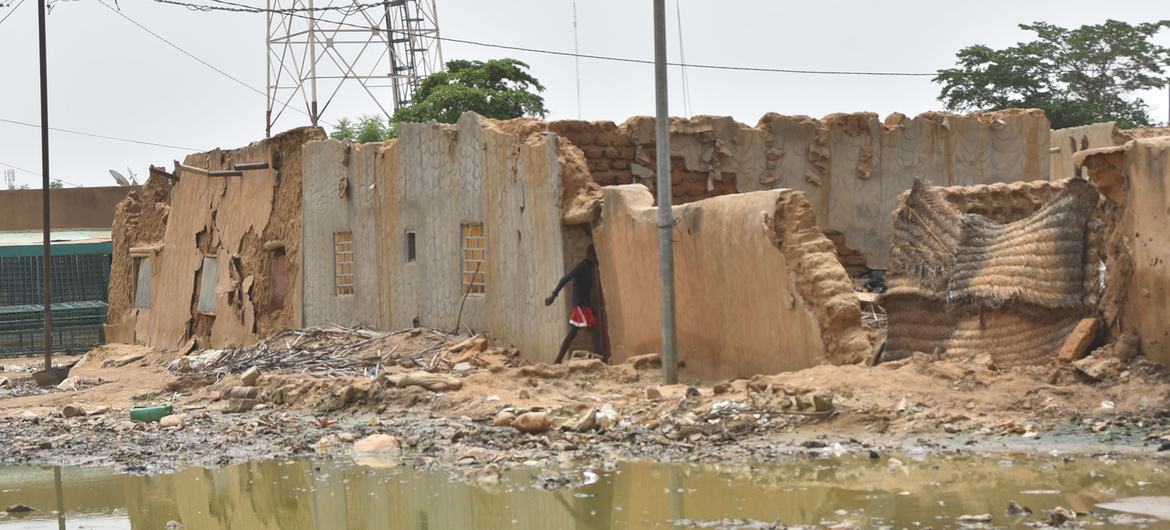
240, 366, 262, 387
512, 412, 551, 434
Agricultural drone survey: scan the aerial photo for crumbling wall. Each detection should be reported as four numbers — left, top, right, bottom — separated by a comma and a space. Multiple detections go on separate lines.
541, 110, 1049, 271
1078, 139, 1170, 364
1050, 122, 1130, 180
1050, 122, 1170, 181
106, 127, 324, 350
373, 113, 597, 361
594, 185, 869, 380
480, 111, 1053, 271
881, 178, 1100, 366
301, 140, 382, 328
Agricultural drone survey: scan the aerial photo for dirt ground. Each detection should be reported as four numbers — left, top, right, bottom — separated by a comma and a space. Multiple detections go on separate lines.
1, 329, 1168, 475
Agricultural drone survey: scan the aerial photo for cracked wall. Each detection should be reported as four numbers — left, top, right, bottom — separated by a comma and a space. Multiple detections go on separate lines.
593, 185, 870, 380
106, 127, 324, 350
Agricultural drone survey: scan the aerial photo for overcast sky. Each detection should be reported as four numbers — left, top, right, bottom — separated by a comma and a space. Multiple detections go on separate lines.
0, 0, 1167, 188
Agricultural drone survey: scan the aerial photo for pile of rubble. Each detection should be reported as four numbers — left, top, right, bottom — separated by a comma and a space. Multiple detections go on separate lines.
171, 326, 527, 379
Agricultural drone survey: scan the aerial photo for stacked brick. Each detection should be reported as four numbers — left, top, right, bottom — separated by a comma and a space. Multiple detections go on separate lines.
547, 121, 635, 187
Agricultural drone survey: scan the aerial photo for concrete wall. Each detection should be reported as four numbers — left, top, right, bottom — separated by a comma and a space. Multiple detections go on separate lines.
301, 140, 382, 328
0, 185, 135, 231
593, 185, 869, 380
1080, 138, 1170, 365
106, 127, 324, 350
298, 113, 602, 362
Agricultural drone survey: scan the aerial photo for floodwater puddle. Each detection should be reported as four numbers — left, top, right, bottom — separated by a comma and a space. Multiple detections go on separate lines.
0, 453, 1168, 529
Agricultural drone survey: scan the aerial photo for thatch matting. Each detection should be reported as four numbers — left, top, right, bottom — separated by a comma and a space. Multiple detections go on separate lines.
882, 178, 1099, 366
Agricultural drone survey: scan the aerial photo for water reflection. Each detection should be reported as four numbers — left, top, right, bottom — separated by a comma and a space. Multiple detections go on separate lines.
0, 454, 1167, 529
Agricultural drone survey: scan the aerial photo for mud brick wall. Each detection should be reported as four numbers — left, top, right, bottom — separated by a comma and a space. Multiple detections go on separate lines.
106, 126, 325, 351
547, 120, 635, 188
594, 184, 869, 380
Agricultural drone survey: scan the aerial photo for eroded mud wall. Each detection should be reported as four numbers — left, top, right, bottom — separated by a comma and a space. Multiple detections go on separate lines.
106, 127, 323, 350
301, 140, 382, 327
540, 110, 1049, 270
594, 185, 869, 380
1079, 139, 1170, 364
374, 114, 593, 362
1049, 122, 1127, 180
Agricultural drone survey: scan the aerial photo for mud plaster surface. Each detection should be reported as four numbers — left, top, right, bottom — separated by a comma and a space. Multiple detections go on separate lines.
594, 185, 867, 380
107, 127, 324, 351
1079, 139, 1170, 364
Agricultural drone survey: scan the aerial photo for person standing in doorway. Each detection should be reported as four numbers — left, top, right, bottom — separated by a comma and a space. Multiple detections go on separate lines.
545, 245, 599, 364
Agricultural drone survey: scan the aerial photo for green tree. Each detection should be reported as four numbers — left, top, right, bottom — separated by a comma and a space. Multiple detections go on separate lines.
328, 115, 394, 143
934, 20, 1170, 129
49, 179, 63, 189
392, 58, 547, 125
328, 58, 546, 141
330, 118, 356, 141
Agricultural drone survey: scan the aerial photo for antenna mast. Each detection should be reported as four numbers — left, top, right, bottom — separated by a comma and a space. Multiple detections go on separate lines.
265, 0, 444, 136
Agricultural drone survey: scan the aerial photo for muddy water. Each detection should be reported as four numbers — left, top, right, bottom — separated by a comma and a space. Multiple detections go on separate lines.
0, 454, 1167, 529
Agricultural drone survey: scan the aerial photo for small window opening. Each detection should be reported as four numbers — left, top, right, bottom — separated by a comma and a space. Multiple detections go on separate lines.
270, 248, 287, 309
461, 224, 486, 295
133, 257, 151, 309
335, 232, 355, 295
197, 255, 218, 314
406, 231, 417, 262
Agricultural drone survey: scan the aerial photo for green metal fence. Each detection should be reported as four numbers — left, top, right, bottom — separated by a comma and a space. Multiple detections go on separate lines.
0, 250, 111, 358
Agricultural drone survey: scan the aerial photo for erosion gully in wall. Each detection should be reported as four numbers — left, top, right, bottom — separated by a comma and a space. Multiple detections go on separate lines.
106, 127, 324, 351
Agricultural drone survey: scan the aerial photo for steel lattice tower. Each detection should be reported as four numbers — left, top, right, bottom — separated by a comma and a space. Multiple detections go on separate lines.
265, 0, 444, 136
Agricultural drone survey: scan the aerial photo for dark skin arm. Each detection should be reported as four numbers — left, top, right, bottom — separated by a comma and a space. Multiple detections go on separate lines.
545, 260, 586, 306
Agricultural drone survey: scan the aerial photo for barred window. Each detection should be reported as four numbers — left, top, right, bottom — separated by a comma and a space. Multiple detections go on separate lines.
461, 224, 485, 295
335, 232, 355, 295
197, 256, 218, 314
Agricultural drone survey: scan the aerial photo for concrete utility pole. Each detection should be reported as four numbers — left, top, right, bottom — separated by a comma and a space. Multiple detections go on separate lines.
653, 0, 678, 384
37, 0, 54, 370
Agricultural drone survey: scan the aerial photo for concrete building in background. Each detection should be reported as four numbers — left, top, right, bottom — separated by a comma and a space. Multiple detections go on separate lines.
0, 185, 134, 357
0, 186, 134, 232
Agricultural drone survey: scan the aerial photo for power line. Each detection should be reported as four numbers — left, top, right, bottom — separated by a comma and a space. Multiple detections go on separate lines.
674, 0, 691, 117
0, 160, 84, 188
0, 117, 201, 150
151, 0, 937, 77
0, 159, 42, 177
96, 0, 335, 128
0, 0, 25, 28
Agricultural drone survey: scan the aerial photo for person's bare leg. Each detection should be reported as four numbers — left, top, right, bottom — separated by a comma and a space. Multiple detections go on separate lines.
555, 325, 578, 364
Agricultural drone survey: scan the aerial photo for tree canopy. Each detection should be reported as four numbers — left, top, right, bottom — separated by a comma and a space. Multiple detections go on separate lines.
934, 20, 1170, 129
329, 58, 547, 142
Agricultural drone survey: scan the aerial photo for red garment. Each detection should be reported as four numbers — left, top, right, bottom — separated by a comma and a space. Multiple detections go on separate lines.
569, 305, 597, 328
